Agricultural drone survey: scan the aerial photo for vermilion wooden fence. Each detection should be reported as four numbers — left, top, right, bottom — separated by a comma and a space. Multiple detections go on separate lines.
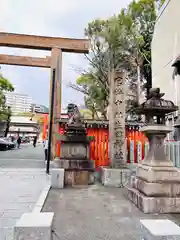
42, 115, 148, 167
54, 126, 148, 168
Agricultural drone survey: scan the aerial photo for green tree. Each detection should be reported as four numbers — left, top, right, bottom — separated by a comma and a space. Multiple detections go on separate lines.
126, 0, 157, 97
69, 73, 104, 119
0, 73, 14, 120
70, 0, 161, 119
156, 0, 166, 9
80, 109, 96, 119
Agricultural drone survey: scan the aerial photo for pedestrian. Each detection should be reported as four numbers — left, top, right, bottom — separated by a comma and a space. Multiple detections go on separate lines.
44, 136, 48, 162
33, 135, 37, 147
17, 136, 21, 149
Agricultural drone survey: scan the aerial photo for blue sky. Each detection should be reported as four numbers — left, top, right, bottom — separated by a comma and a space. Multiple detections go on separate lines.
0, 0, 131, 109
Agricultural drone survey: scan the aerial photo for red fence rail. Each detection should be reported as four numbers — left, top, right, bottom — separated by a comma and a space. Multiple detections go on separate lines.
41, 115, 147, 167
55, 125, 147, 168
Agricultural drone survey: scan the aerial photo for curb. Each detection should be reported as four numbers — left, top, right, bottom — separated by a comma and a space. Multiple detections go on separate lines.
13, 173, 52, 239
32, 184, 51, 213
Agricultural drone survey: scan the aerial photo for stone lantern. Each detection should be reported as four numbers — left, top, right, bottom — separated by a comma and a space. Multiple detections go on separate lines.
125, 88, 180, 213
53, 103, 94, 186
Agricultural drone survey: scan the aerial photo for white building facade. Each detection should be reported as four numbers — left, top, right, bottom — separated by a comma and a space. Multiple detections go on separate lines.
152, 0, 180, 106
5, 92, 32, 113
9, 116, 38, 136
151, 0, 180, 139
30, 104, 49, 113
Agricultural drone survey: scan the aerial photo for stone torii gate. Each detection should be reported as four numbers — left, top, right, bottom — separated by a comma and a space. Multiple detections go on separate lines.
0, 32, 89, 157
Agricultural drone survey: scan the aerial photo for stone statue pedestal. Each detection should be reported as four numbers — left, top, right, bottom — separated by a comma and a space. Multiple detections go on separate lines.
53, 124, 94, 187
125, 125, 180, 213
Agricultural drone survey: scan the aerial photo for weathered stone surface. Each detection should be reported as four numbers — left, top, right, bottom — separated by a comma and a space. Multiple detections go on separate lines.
56, 104, 94, 187
126, 89, 180, 214
14, 212, 54, 240
109, 71, 126, 167
102, 168, 130, 187
125, 186, 180, 213
136, 165, 180, 183
65, 171, 74, 186
51, 168, 64, 189
133, 177, 180, 197
53, 159, 92, 170
74, 171, 89, 185
140, 129, 173, 168
126, 164, 180, 213
60, 144, 87, 159
64, 171, 89, 186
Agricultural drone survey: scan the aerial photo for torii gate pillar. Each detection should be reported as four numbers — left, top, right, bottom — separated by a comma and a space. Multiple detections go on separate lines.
50, 48, 62, 157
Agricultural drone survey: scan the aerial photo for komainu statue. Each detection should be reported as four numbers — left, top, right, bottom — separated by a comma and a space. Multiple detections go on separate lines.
67, 103, 82, 125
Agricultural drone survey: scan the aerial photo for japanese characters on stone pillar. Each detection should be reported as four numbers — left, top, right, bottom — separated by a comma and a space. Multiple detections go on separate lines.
109, 70, 126, 168
108, 70, 115, 163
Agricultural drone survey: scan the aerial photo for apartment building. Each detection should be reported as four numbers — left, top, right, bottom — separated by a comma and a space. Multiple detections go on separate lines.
30, 104, 49, 113
5, 92, 32, 113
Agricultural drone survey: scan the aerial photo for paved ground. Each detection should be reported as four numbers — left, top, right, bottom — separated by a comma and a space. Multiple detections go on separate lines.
0, 143, 45, 168
0, 144, 50, 239
43, 184, 180, 240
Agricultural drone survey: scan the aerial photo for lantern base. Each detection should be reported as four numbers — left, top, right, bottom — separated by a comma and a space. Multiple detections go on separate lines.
125, 164, 180, 213
125, 186, 180, 213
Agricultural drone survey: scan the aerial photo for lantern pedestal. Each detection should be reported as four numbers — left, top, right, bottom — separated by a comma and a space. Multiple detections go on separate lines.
125, 162, 180, 213
125, 125, 180, 213
125, 88, 180, 213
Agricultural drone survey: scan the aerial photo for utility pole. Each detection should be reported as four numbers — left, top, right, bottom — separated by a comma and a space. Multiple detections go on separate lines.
46, 68, 56, 174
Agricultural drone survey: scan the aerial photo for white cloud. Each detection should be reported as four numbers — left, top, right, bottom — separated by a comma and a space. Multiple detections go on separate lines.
0, 0, 131, 107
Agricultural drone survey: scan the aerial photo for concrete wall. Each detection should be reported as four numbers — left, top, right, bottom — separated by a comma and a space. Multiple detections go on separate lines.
151, 0, 180, 104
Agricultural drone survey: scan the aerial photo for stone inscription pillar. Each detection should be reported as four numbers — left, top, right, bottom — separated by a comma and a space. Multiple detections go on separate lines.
109, 70, 126, 168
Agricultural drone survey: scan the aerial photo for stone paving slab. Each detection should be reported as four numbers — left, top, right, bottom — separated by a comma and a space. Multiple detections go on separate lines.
0, 168, 50, 240
43, 184, 180, 240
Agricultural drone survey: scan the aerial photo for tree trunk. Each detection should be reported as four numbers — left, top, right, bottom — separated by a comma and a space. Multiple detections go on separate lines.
137, 64, 141, 105
102, 110, 107, 120
92, 110, 95, 119
4, 117, 10, 137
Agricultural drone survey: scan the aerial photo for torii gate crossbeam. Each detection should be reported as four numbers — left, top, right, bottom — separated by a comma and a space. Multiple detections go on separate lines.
0, 32, 89, 53
0, 54, 51, 68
